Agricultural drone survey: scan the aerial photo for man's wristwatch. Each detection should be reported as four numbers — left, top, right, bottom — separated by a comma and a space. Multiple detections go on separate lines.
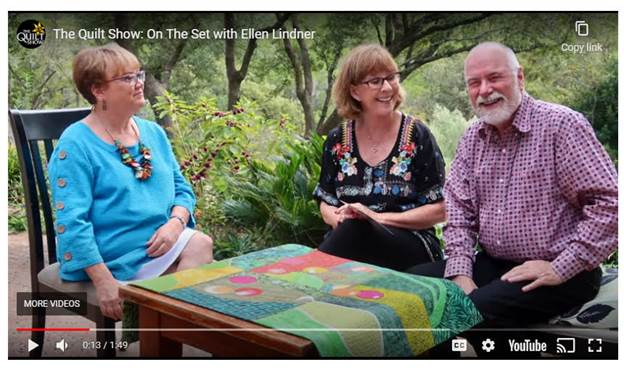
169, 215, 186, 228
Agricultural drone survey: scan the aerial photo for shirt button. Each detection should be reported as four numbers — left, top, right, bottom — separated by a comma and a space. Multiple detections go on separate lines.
63, 252, 72, 261
57, 178, 66, 187
56, 202, 65, 210
56, 224, 66, 234
59, 151, 67, 160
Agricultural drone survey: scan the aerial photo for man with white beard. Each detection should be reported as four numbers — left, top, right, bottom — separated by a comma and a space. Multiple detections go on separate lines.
407, 42, 617, 357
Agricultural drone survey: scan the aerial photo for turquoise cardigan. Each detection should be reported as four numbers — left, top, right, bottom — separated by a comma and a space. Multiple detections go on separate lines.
48, 117, 196, 281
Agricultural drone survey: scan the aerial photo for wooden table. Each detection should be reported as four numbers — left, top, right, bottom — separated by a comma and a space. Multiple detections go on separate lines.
120, 284, 319, 358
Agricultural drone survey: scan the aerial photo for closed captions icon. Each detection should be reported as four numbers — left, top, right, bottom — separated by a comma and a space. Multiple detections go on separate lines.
452, 338, 467, 352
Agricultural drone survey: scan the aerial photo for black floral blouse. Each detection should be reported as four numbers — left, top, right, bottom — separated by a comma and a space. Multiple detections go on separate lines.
313, 113, 445, 214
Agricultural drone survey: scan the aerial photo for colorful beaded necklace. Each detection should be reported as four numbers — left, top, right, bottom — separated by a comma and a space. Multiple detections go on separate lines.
105, 125, 152, 181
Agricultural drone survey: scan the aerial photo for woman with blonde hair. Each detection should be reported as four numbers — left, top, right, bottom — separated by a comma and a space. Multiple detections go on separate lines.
313, 44, 446, 271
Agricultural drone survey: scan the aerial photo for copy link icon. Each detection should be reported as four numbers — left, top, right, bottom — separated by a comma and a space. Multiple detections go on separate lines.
575, 21, 589, 36
482, 338, 495, 353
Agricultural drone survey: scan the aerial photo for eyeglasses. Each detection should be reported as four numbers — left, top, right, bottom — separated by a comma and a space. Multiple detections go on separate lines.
360, 72, 401, 89
107, 70, 145, 85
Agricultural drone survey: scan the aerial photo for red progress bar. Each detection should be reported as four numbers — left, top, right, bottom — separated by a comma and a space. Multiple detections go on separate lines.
16, 327, 91, 332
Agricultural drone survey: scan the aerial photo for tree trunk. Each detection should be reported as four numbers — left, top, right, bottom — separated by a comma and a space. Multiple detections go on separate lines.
316, 109, 342, 135
113, 13, 191, 128
143, 74, 172, 128
225, 13, 290, 110
224, 14, 242, 110
317, 48, 340, 130
227, 77, 242, 110
282, 15, 315, 136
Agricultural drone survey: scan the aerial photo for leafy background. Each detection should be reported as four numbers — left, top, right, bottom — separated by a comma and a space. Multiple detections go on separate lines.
8, 12, 618, 265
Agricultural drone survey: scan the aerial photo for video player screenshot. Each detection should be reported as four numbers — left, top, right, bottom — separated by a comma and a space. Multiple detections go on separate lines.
5, 5, 619, 364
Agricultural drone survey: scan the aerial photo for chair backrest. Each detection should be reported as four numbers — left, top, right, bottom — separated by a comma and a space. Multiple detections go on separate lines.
9, 108, 91, 291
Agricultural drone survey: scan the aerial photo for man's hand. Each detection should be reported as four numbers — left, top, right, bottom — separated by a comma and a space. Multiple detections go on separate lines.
146, 219, 184, 257
500, 260, 564, 292
452, 275, 478, 295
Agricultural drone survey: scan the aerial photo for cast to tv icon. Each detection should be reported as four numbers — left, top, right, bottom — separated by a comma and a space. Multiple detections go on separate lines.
556, 337, 575, 354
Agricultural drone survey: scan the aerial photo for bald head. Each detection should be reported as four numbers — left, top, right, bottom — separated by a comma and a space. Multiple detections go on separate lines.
464, 42, 520, 79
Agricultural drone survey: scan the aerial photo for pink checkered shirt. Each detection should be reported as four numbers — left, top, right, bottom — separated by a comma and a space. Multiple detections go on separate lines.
443, 93, 617, 282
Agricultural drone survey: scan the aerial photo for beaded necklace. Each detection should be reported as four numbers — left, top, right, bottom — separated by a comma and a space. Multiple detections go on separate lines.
104, 124, 152, 181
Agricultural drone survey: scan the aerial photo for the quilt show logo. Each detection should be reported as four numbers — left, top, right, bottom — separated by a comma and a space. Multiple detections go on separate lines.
16, 20, 46, 49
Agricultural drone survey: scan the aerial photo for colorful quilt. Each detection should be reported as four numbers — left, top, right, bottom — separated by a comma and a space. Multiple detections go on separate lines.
132, 244, 482, 357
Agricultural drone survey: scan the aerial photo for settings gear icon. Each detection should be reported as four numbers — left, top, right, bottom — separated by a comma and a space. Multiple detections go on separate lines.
481, 338, 495, 353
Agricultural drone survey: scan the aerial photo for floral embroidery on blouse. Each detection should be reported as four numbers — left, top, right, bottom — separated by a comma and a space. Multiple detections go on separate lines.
390, 142, 416, 181
331, 142, 357, 181
313, 113, 445, 214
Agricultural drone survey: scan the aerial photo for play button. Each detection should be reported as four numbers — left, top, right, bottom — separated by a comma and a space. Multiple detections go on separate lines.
28, 339, 39, 352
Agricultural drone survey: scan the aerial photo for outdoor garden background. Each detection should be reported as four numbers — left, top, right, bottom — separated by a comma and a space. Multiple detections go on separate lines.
8, 12, 618, 265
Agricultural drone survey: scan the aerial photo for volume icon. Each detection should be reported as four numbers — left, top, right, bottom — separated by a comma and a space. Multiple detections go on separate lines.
55, 338, 68, 352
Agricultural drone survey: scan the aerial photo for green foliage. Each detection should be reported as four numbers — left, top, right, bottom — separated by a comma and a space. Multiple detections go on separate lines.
604, 251, 618, 267
571, 56, 618, 161
9, 215, 27, 233
155, 93, 250, 229
241, 80, 303, 122
426, 105, 470, 172
8, 143, 27, 233
403, 54, 472, 121
8, 13, 618, 265
156, 92, 323, 258
222, 134, 327, 255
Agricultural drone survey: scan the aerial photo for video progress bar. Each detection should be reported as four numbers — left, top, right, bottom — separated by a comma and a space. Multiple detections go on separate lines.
16, 328, 91, 332
16, 327, 612, 332
16, 328, 452, 332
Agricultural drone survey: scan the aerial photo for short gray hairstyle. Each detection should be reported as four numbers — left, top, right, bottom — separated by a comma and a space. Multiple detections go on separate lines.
464, 41, 521, 75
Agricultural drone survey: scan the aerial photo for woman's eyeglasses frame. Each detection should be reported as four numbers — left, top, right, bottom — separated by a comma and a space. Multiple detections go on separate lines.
359, 71, 402, 89
106, 70, 146, 85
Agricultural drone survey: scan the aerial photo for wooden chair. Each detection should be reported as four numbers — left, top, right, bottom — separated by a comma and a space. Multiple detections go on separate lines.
9, 108, 117, 358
